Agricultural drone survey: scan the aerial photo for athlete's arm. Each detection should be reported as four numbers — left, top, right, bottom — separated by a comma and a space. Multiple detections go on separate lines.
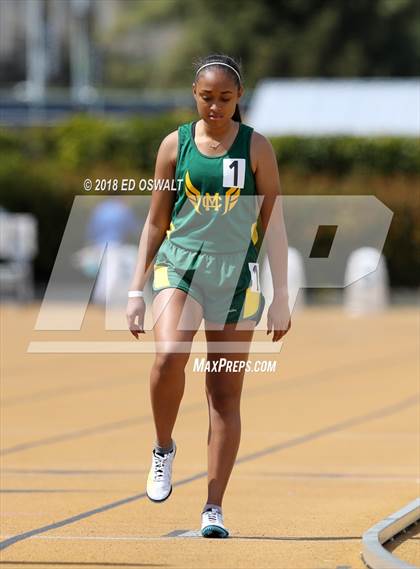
251, 131, 291, 340
127, 130, 178, 338
128, 130, 178, 292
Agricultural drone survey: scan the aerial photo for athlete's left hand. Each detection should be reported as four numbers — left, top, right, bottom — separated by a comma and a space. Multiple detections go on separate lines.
266, 295, 291, 342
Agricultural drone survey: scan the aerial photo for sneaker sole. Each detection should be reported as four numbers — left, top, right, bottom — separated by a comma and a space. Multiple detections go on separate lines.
201, 525, 229, 538
146, 483, 173, 503
146, 444, 176, 503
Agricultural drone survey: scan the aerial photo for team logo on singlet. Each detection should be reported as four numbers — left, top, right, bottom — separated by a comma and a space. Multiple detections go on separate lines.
184, 170, 240, 215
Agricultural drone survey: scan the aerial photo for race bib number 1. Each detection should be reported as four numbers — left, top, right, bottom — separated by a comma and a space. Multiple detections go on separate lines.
223, 158, 245, 188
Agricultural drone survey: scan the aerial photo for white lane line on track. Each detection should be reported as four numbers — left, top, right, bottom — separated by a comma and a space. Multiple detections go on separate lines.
0, 533, 362, 541
1, 468, 417, 479
233, 473, 420, 482
0, 535, 194, 541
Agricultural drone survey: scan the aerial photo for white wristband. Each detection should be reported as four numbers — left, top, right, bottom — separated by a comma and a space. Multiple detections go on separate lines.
128, 290, 144, 298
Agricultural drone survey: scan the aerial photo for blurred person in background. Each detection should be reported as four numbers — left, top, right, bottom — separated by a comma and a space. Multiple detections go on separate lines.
76, 196, 140, 305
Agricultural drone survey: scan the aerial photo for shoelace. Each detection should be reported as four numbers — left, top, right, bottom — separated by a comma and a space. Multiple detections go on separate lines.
204, 508, 222, 524
152, 451, 170, 482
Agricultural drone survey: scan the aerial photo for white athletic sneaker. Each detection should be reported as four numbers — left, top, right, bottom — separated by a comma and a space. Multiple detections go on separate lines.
146, 440, 176, 502
201, 507, 229, 538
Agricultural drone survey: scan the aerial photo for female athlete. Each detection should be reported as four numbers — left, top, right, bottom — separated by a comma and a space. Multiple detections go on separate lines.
126, 53, 291, 538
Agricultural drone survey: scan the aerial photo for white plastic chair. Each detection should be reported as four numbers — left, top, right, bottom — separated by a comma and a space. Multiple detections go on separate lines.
343, 246, 390, 316
0, 211, 38, 302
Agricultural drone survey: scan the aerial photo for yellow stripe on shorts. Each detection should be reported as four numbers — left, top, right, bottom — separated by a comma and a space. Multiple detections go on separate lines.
153, 265, 170, 288
251, 222, 258, 246
243, 288, 260, 318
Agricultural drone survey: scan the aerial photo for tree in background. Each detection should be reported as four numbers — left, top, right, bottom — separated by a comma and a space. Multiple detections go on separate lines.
105, 0, 420, 89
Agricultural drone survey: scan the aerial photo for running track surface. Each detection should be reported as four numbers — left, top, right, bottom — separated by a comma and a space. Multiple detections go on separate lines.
1, 303, 419, 569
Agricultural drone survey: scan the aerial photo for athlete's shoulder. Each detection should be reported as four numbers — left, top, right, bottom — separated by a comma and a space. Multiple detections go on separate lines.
248, 128, 276, 173
249, 128, 271, 146
160, 128, 178, 147
157, 129, 179, 167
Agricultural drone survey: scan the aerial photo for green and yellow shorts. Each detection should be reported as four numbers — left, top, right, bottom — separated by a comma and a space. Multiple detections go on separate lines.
152, 239, 265, 325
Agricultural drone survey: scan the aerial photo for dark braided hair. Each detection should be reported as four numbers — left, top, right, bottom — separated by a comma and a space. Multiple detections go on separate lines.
193, 54, 243, 123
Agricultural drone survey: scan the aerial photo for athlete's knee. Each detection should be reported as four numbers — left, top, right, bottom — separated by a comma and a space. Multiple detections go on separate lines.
153, 349, 190, 376
206, 386, 242, 415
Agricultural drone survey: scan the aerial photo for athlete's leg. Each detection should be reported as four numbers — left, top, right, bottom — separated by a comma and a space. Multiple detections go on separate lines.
151, 288, 203, 447
203, 319, 255, 507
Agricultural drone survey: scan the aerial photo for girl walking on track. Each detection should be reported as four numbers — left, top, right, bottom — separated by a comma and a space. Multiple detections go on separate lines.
126, 54, 291, 538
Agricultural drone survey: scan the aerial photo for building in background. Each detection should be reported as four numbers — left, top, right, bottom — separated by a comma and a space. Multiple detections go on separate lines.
245, 79, 420, 137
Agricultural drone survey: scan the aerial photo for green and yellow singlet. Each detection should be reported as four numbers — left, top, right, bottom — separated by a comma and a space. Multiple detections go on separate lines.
166, 120, 261, 255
